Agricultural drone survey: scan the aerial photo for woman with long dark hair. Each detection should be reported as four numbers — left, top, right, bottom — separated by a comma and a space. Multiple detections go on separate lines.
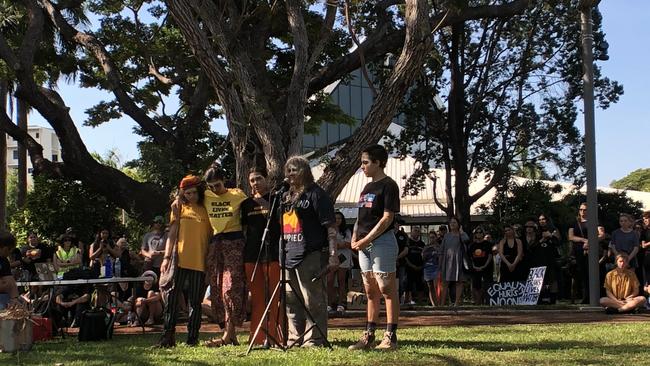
203, 162, 248, 347
89, 228, 120, 268
534, 215, 561, 303
157, 175, 212, 348
241, 166, 282, 345
327, 211, 352, 313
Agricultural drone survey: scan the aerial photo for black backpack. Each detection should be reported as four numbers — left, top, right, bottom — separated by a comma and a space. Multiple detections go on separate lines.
78, 291, 115, 342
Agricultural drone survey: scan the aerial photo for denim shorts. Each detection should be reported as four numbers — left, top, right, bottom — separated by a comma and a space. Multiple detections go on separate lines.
358, 231, 398, 273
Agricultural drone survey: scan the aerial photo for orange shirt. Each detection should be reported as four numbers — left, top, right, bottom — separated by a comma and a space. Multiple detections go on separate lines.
604, 268, 640, 300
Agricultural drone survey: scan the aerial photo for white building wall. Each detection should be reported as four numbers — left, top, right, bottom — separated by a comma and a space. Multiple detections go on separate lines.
5, 126, 62, 187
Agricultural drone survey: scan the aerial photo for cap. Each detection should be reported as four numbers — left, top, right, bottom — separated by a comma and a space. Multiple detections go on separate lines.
141, 270, 158, 284
153, 215, 165, 224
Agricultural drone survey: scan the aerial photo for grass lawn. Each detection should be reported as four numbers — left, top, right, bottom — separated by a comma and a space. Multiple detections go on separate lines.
2, 322, 648, 365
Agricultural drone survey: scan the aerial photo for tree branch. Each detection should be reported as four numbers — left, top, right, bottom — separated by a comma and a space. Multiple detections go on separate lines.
18, 0, 44, 74
308, 0, 532, 95
0, 108, 66, 177
41, 0, 174, 146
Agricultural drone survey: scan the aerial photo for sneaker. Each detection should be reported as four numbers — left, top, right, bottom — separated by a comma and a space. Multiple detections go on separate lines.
375, 331, 397, 351
336, 305, 345, 313
348, 331, 375, 350
408, 300, 416, 306
327, 305, 333, 313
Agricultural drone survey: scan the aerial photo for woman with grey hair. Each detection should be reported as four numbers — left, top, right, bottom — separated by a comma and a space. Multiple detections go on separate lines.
280, 155, 339, 348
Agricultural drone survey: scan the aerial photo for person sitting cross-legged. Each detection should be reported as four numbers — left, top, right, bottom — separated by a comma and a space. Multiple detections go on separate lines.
600, 253, 646, 314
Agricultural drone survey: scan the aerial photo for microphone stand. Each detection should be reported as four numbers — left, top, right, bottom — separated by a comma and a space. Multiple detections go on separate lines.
247, 187, 332, 354
247, 188, 283, 352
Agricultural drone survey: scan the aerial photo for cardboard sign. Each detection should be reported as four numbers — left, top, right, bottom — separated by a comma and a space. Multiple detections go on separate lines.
487, 266, 546, 306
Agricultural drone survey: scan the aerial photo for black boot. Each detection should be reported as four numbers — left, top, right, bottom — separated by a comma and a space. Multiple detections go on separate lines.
154, 329, 176, 348
186, 334, 199, 346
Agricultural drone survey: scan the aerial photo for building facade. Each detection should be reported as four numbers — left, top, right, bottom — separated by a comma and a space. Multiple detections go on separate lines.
6, 126, 62, 187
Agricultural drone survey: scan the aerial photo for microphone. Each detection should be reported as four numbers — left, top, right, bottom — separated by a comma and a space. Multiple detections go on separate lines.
311, 254, 347, 282
273, 178, 290, 195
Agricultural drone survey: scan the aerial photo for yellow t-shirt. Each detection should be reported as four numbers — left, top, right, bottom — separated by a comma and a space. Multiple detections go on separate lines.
604, 268, 640, 300
170, 203, 212, 272
204, 188, 247, 235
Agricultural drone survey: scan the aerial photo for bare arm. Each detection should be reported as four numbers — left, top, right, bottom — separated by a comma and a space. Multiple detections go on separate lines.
568, 228, 588, 244
351, 211, 394, 251
513, 239, 524, 266
89, 243, 102, 261
498, 239, 511, 266
107, 245, 121, 258
161, 209, 180, 275
327, 224, 340, 268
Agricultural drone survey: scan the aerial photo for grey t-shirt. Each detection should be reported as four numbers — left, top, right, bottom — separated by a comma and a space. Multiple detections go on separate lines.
141, 231, 167, 268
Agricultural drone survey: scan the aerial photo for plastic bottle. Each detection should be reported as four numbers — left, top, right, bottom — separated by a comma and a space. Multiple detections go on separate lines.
114, 258, 121, 278
100, 259, 106, 278
105, 255, 113, 278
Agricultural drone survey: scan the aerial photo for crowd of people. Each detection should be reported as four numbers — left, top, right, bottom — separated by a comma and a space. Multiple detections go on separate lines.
1, 144, 649, 351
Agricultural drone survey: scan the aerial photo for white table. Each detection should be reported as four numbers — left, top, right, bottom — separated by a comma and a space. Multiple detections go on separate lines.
17, 276, 152, 287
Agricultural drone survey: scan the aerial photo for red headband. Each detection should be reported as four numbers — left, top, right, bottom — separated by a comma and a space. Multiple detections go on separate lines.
179, 175, 201, 190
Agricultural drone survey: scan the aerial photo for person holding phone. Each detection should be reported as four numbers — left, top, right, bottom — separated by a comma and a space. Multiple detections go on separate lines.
349, 144, 401, 351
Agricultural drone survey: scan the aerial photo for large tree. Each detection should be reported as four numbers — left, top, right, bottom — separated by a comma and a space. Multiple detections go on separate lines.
0, 0, 532, 220
386, 0, 622, 227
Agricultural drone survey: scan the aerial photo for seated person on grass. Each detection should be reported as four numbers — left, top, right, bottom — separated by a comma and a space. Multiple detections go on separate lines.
0, 231, 20, 310
600, 253, 646, 314
131, 270, 163, 326
55, 284, 91, 327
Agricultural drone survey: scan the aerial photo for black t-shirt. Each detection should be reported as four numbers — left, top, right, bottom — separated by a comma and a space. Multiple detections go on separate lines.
356, 177, 400, 240
20, 243, 54, 276
469, 240, 492, 268
572, 220, 588, 242
0, 256, 11, 277
395, 230, 409, 267
114, 283, 133, 302
406, 238, 425, 269
281, 184, 335, 269
133, 281, 159, 298
241, 194, 281, 263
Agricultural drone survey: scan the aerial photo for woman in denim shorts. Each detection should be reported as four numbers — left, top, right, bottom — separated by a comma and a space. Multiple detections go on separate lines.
349, 144, 401, 351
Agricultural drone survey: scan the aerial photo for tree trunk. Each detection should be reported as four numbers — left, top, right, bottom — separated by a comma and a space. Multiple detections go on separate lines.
16, 98, 27, 208
447, 21, 472, 229
0, 81, 7, 229
318, 0, 432, 199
